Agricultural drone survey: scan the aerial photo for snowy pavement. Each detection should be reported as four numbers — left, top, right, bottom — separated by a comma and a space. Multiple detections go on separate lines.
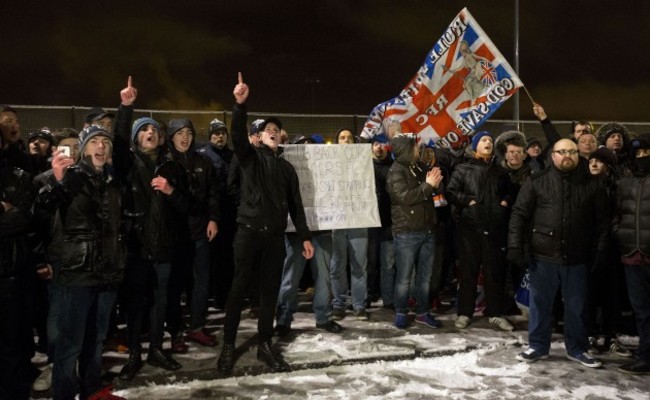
32, 299, 649, 399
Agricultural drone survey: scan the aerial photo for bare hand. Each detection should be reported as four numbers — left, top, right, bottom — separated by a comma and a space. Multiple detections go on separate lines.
302, 240, 315, 260
425, 167, 443, 188
207, 220, 218, 241
1, 201, 13, 212
36, 264, 53, 280
151, 176, 174, 195
500, 200, 508, 207
469, 199, 477, 206
51, 149, 76, 182
233, 72, 249, 104
120, 76, 138, 106
532, 103, 547, 121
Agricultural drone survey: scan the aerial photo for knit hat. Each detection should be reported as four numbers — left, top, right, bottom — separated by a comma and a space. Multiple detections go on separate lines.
588, 147, 617, 170
630, 133, 650, 151
79, 125, 112, 157
494, 130, 527, 159
209, 118, 227, 135
526, 138, 542, 149
85, 107, 115, 124
595, 122, 630, 147
131, 117, 160, 146
471, 131, 493, 151
249, 119, 265, 135
28, 129, 54, 145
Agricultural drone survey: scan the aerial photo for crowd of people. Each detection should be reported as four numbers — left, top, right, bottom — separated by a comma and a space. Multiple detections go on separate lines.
1, 75, 649, 399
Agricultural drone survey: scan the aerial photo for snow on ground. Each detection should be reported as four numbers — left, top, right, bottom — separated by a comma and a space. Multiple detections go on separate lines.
32, 299, 649, 399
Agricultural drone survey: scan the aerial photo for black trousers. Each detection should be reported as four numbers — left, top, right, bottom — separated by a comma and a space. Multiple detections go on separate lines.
456, 226, 508, 318
223, 226, 286, 344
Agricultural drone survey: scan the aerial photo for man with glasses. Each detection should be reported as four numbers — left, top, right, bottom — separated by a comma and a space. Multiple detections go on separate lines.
509, 139, 609, 368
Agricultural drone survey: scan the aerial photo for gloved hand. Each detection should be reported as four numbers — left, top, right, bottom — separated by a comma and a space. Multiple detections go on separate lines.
507, 248, 524, 266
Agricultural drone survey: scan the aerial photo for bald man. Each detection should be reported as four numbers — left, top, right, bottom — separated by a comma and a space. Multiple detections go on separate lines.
508, 139, 610, 368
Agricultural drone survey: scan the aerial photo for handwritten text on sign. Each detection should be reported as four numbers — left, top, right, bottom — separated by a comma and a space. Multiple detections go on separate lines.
283, 144, 381, 231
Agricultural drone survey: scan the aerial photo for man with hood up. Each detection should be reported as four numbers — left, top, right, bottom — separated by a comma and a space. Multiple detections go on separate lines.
165, 119, 220, 352
595, 122, 633, 176
386, 134, 443, 330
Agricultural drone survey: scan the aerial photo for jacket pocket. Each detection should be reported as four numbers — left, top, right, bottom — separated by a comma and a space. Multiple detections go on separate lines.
531, 226, 555, 255
61, 238, 93, 272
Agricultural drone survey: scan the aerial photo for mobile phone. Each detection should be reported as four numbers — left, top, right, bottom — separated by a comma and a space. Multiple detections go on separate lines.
57, 145, 71, 157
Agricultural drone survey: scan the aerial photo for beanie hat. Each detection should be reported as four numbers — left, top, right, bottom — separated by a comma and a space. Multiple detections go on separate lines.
28, 129, 54, 145
471, 131, 493, 151
209, 118, 227, 135
526, 138, 542, 150
131, 117, 160, 146
494, 130, 527, 159
249, 119, 265, 135
85, 107, 115, 124
79, 125, 112, 157
588, 147, 617, 170
630, 133, 650, 151
595, 122, 630, 147
259, 117, 283, 133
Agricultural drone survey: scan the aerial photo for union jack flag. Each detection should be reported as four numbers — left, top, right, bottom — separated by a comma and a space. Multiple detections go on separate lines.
360, 8, 523, 148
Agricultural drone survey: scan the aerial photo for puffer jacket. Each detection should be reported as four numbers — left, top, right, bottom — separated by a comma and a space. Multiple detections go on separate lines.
508, 164, 609, 265
0, 166, 35, 277
37, 160, 124, 286
386, 135, 437, 235
231, 103, 311, 241
613, 167, 650, 257
446, 150, 513, 232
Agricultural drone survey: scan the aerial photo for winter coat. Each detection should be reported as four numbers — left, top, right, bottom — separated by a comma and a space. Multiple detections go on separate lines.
446, 151, 513, 233
613, 168, 650, 258
231, 103, 311, 241
37, 160, 124, 286
196, 144, 233, 197
386, 135, 438, 235
508, 164, 609, 265
0, 166, 35, 277
373, 156, 393, 232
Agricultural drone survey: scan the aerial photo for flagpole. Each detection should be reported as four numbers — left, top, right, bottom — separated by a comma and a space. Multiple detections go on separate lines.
514, 0, 520, 131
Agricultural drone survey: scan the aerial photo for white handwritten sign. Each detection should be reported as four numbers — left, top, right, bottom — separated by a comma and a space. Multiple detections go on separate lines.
283, 144, 381, 231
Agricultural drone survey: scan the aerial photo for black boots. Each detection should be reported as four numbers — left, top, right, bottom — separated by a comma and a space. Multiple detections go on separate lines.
257, 341, 291, 372
119, 351, 142, 381
146, 347, 182, 371
217, 343, 236, 374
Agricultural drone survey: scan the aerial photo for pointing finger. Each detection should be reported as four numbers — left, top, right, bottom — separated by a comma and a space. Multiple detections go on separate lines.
238, 72, 243, 84
127, 76, 132, 88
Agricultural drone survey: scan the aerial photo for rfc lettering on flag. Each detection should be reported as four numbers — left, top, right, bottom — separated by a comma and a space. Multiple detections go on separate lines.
360, 7, 523, 148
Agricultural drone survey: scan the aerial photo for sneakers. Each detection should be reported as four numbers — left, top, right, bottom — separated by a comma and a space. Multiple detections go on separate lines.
171, 337, 189, 353
618, 359, 650, 375
415, 313, 442, 329
316, 320, 343, 333
516, 348, 549, 363
331, 308, 346, 321
455, 315, 471, 329
587, 336, 602, 355
489, 317, 514, 331
567, 352, 603, 368
32, 363, 52, 391
354, 309, 369, 321
610, 339, 633, 358
186, 329, 218, 347
87, 384, 127, 400
394, 313, 408, 329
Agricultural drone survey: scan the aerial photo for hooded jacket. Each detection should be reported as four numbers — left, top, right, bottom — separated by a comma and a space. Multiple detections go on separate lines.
230, 103, 311, 241
613, 159, 650, 258
386, 135, 438, 235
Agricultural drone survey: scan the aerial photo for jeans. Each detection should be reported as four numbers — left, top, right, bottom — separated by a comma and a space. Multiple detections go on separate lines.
527, 260, 589, 357
277, 232, 332, 326
330, 228, 368, 311
394, 231, 434, 315
124, 257, 171, 351
53, 285, 117, 400
624, 264, 650, 362
47, 262, 63, 362
190, 238, 212, 330
223, 226, 286, 344
379, 240, 396, 305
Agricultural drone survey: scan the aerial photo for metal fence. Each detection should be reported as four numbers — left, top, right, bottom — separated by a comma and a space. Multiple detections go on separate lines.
11, 104, 650, 145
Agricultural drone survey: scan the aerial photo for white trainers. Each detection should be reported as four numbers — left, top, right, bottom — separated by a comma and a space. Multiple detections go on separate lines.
455, 315, 471, 329
489, 317, 514, 331
32, 363, 53, 392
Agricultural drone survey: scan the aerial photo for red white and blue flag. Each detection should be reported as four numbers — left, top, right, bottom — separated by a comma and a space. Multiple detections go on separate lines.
360, 8, 523, 148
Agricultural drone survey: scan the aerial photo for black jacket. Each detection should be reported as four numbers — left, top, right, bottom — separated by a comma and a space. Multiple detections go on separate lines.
613, 168, 650, 257
508, 165, 609, 265
0, 166, 35, 277
446, 152, 513, 233
231, 103, 310, 241
373, 155, 393, 234
386, 136, 437, 235
37, 160, 124, 286
113, 105, 190, 262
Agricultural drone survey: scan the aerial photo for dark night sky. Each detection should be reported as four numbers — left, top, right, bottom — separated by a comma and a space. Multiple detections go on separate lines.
3, 0, 650, 121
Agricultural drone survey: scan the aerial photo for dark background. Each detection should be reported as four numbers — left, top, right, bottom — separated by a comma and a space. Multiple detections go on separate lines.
2, 0, 649, 121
